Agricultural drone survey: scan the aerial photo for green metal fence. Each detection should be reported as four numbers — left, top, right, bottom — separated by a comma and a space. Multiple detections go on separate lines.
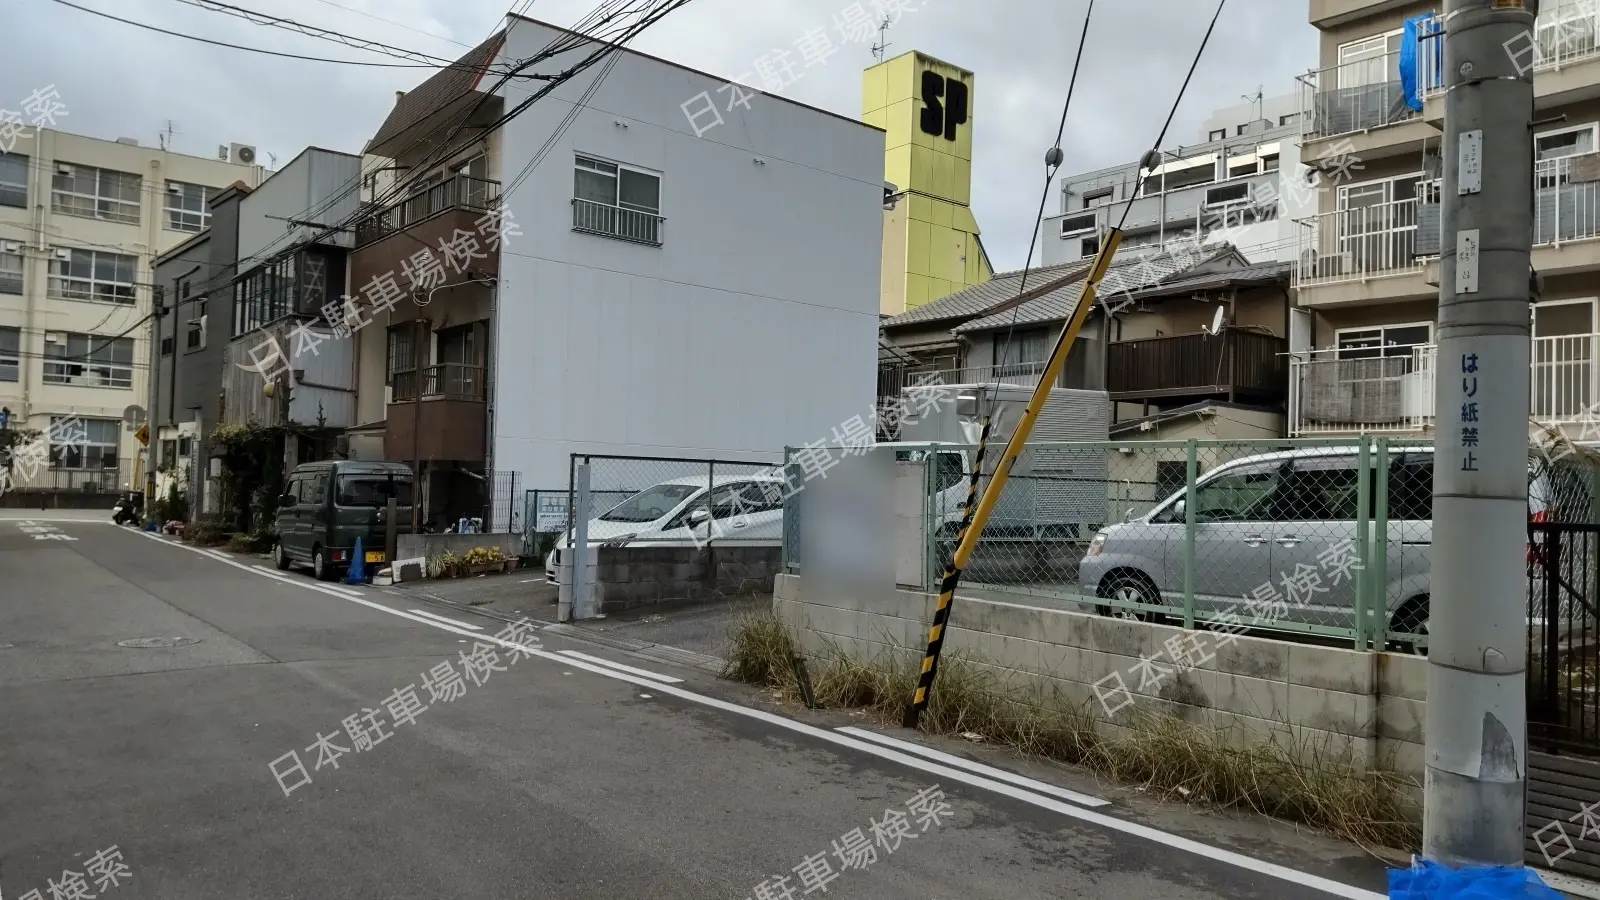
781, 437, 1600, 652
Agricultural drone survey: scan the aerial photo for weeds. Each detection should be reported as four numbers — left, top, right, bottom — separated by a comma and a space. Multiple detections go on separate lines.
724, 610, 1420, 851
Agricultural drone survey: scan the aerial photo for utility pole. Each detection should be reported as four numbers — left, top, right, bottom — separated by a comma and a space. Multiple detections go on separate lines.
1425, 0, 1536, 868
145, 284, 165, 510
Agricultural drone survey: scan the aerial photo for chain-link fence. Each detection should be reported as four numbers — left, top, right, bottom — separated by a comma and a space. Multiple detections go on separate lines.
781, 438, 1600, 651
562, 453, 787, 551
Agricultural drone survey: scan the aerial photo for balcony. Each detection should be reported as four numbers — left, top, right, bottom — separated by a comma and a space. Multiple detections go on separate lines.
1422, 0, 1600, 121
1289, 336, 1600, 436
1289, 346, 1437, 436
571, 198, 665, 246
351, 174, 501, 291
1106, 330, 1288, 405
384, 363, 487, 462
1293, 195, 1434, 306
1296, 52, 1435, 163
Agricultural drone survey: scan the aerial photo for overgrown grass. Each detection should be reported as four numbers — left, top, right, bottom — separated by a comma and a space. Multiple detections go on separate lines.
724, 610, 1420, 852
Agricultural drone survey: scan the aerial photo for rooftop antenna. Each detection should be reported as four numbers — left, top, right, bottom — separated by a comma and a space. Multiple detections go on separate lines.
158, 120, 177, 151
871, 16, 892, 61
1242, 86, 1263, 123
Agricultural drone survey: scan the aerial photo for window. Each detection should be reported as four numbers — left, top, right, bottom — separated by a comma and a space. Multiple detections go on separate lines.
42, 332, 135, 389
336, 473, 413, 508
600, 483, 699, 523
1059, 213, 1096, 236
161, 335, 174, 355
1262, 153, 1280, 172
0, 251, 21, 295
1236, 124, 1249, 136
0, 326, 17, 383
187, 296, 207, 351
1275, 458, 1364, 521
1335, 323, 1433, 359
165, 181, 210, 232
178, 436, 192, 457
1081, 237, 1100, 257
160, 439, 177, 466
52, 164, 141, 225
49, 248, 137, 303
1155, 460, 1187, 501
1081, 188, 1113, 209
934, 453, 965, 493
572, 154, 663, 245
1187, 463, 1282, 522
707, 481, 781, 519
1535, 124, 1598, 189
1204, 182, 1250, 208
385, 325, 416, 384
232, 255, 297, 335
1337, 31, 1404, 89
0, 152, 25, 207
1208, 129, 1227, 141
1278, 113, 1301, 127
49, 417, 119, 470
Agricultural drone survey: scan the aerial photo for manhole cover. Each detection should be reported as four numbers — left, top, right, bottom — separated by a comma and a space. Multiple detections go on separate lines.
117, 637, 200, 649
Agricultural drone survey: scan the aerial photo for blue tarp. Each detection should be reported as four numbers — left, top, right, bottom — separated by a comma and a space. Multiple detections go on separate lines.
1388, 859, 1563, 899
1401, 13, 1442, 111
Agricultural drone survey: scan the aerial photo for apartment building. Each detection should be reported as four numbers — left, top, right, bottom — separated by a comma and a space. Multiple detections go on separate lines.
1290, 0, 1600, 438
1042, 93, 1316, 269
349, 15, 883, 528
0, 127, 265, 491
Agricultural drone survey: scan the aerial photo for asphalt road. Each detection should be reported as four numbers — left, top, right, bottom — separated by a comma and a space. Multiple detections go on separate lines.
0, 515, 1395, 899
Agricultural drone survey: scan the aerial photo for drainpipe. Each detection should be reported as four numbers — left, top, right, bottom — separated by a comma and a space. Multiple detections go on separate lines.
483, 276, 498, 524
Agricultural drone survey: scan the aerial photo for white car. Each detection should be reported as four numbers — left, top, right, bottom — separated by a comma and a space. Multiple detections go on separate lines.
544, 473, 787, 583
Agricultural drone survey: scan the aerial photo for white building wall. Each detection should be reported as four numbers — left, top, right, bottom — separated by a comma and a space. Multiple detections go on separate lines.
489, 17, 885, 490
0, 128, 264, 490
237, 147, 360, 264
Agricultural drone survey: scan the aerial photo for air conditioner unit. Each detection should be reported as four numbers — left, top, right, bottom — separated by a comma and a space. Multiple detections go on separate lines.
53, 248, 71, 259
55, 163, 73, 176
167, 182, 183, 193
229, 143, 258, 165
1, 241, 19, 253
44, 332, 62, 343
217, 145, 229, 161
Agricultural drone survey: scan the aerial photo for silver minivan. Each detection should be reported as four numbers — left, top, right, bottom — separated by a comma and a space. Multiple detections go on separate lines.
1077, 446, 1554, 645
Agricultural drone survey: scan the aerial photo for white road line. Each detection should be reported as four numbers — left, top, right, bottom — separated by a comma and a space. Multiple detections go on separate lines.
246, 565, 364, 598
406, 608, 483, 630
834, 726, 1108, 808
557, 649, 684, 684
139, 529, 1382, 899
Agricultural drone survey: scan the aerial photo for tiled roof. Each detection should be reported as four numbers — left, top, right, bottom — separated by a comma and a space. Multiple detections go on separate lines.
881, 259, 1095, 328
954, 247, 1243, 334
366, 33, 506, 155
1120, 260, 1291, 300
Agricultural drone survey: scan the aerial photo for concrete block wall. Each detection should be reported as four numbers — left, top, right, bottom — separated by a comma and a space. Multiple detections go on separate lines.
593, 545, 781, 613
397, 532, 524, 563
774, 574, 1426, 805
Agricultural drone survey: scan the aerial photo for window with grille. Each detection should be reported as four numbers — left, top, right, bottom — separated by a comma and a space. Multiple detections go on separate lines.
0, 251, 21, 295
165, 181, 210, 232
573, 154, 663, 244
42, 332, 135, 389
0, 326, 17, 383
0, 152, 26, 208
52, 164, 142, 225
48, 248, 137, 303
49, 416, 120, 470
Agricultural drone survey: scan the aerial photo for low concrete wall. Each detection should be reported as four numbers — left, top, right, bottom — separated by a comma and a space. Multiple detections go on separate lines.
774, 574, 1427, 814
592, 545, 781, 613
397, 532, 523, 565
1, 490, 122, 510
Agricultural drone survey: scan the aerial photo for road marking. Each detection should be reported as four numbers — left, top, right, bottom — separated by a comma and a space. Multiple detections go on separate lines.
201, 548, 232, 561
406, 608, 483, 630
247, 566, 364, 598
557, 649, 684, 684
834, 726, 1108, 808
137, 529, 1382, 899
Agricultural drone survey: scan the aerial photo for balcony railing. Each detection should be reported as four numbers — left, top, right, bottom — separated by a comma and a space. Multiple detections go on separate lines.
356, 174, 501, 247
1290, 335, 1600, 435
1535, 157, 1600, 245
1297, 51, 1421, 141
1423, 1, 1600, 101
909, 360, 1064, 389
571, 198, 664, 246
1107, 330, 1288, 401
1294, 197, 1424, 287
391, 363, 486, 403
1289, 345, 1438, 436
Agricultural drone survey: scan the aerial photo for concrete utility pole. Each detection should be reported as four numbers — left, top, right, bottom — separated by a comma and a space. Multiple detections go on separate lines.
1425, 0, 1536, 867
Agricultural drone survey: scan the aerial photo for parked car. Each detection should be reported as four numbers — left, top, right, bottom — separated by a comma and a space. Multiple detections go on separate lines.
1078, 446, 1559, 651
272, 460, 414, 580
544, 473, 786, 584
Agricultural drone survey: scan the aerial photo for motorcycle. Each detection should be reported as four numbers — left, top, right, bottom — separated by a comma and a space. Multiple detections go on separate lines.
111, 493, 141, 526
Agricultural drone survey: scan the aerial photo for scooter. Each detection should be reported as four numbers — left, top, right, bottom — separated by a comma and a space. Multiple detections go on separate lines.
111, 493, 141, 526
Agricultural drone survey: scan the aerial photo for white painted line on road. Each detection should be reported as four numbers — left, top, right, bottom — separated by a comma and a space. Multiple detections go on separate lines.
834, 726, 1109, 809
557, 650, 684, 684
406, 608, 483, 630
246, 566, 364, 599
201, 548, 232, 562
138, 529, 1382, 899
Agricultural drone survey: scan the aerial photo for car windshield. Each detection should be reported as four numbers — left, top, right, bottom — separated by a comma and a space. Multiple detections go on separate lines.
599, 483, 700, 523
336, 474, 413, 508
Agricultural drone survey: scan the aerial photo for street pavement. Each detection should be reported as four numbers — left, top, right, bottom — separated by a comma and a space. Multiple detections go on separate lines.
0, 517, 1396, 899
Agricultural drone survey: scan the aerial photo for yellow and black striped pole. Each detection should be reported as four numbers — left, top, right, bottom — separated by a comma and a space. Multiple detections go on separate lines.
902, 228, 1124, 729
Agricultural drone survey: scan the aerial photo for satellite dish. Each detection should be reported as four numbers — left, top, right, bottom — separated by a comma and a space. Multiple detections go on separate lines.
1202, 306, 1226, 336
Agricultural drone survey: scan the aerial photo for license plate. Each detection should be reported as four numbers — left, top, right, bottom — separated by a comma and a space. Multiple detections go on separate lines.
365, 551, 386, 563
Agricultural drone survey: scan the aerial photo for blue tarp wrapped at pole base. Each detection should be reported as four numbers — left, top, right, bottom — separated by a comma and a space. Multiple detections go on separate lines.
1388, 859, 1563, 898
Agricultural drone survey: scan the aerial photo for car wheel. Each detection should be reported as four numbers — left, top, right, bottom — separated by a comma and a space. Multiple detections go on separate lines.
273, 541, 292, 571
1391, 595, 1429, 656
313, 547, 330, 581
1095, 571, 1166, 623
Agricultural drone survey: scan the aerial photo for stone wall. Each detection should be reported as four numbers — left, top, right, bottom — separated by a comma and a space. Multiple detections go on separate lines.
774, 573, 1427, 813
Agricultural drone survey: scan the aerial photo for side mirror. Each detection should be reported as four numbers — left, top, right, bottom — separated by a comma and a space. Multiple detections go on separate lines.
281, 493, 296, 506
686, 507, 711, 526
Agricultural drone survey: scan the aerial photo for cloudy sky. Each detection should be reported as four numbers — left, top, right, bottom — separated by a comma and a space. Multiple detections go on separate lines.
3, 0, 1315, 271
